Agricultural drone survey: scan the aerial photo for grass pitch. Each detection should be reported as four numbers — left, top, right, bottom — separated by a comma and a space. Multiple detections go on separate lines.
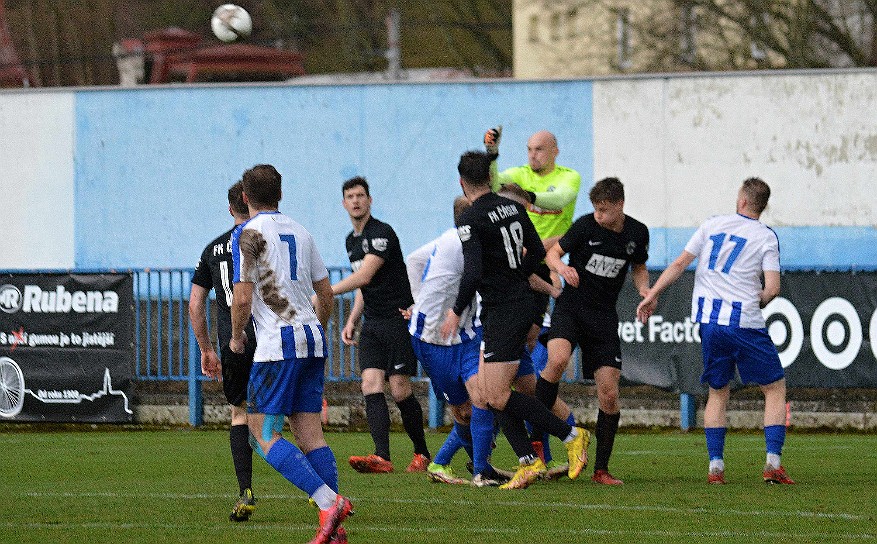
0, 428, 874, 544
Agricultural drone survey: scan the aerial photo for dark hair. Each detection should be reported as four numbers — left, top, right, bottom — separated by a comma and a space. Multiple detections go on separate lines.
242, 164, 281, 208
342, 176, 370, 196
452, 195, 470, 224
589, 176, 625, 203
227, 181, 248, 216
742, 177, 771, 213
457, 150, 491, 187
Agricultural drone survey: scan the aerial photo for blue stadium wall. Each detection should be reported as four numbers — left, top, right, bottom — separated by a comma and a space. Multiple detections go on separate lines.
1, 70, 876, 271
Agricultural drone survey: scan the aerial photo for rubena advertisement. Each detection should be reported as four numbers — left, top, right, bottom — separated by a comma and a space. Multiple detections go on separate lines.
616, 271, 877, 394
0, 273, 134, 422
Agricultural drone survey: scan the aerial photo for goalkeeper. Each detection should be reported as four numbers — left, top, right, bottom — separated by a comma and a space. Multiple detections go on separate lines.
483, 127, 581, 242
484, 126, 583, 472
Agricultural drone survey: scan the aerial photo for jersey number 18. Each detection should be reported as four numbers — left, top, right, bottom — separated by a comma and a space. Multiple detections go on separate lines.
500, 221, 524, 269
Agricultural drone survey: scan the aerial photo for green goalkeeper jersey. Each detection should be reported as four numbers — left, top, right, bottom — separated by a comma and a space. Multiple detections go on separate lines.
491, 162, 582, 239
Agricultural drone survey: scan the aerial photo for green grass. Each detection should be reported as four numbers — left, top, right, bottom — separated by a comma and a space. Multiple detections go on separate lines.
0, 429, 874, 543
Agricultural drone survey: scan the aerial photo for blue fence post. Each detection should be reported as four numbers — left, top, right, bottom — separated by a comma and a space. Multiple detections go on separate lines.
680, 393, 696, 431
188, 326, 203, 427
427, 384, 445, 429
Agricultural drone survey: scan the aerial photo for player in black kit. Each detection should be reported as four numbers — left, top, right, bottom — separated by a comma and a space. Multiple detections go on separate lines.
189, 181, 258, 520
538, 176, 651, 486
329, 176, 431, 474
440, 151, 590, 490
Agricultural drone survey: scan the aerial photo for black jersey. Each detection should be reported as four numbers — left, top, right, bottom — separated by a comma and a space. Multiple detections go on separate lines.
453, 192, 545, 314
192, 227, 255, 348
345, 216, 414, 319
556, 213, 649, 315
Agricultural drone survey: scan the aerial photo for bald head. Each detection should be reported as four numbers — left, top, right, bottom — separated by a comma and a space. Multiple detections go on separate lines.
527, 130, 559, 175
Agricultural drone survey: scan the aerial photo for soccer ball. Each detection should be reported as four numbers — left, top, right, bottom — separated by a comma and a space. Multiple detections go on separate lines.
211, 4, 252, 43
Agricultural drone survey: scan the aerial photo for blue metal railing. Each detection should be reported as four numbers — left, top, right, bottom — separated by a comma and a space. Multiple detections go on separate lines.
132, 267, 440, 425
129, 268, 586, 426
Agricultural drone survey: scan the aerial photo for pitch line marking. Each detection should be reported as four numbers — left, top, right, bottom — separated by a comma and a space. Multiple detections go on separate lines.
3, 521, 874, 540
23, 491, 868, 520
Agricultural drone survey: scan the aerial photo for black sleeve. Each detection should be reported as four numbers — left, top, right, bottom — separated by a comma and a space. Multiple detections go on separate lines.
634, 223, 650, 265
453, 221, 482, 316
558, 215, 587, 255
191, 244, 213, 289
366, 221, 396, 259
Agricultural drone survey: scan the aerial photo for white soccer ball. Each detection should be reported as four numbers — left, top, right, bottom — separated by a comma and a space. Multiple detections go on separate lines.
211, 4, 252, 43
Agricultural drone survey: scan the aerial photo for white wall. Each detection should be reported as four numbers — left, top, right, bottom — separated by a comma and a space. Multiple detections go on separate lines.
0, 91, 74, 269
1, 69, 875, 272
593, 71, 877, 229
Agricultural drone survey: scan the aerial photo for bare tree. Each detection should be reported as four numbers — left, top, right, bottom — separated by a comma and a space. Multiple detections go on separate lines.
629, 0, 876, 72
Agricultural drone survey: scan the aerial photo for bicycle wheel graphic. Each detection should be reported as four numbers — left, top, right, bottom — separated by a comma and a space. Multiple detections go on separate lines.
0, 356, 25, 418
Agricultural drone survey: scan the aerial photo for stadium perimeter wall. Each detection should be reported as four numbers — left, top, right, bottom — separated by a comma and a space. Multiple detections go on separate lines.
1, 69, 876, 272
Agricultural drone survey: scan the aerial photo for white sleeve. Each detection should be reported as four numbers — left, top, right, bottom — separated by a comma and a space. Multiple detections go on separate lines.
762, 231, 780, 272
308, 236, 329, 282
684, 223, 707, 259
406, 241, 435, 300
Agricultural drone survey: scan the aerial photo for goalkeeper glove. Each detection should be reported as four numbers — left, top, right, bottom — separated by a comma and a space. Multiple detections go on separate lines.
484, 125, 502, 157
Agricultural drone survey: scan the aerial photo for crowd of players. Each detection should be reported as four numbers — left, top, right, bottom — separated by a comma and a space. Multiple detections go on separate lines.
188, 127, 794, 543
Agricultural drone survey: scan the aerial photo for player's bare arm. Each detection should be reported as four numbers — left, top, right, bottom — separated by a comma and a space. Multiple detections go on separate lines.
188, 283, 221, 379
229, 281, 253, 353
439, 308, 460, 341
631, 263, 651, 298
545, 242, 578, 288
542, 235, 561, 252
636, 251, 696, 323
312, 277, 334, 329
529, 272, 560, 299
331, 253, 384, 295
760, 270, 781, 308
341, 290, 364, 346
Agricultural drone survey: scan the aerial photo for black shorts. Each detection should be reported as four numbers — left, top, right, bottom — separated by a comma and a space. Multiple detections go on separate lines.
359, 315, 418, 376
221, 341, 256, 407
548, 303, 621, 378
529, 262, 552, 326
530, 291, 550, 328
481, 299, 533, 363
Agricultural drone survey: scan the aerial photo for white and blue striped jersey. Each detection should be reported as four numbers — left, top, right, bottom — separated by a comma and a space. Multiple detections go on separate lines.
231, 211, 329, 362
406, 228, 480, 346
685, 213, 780, 329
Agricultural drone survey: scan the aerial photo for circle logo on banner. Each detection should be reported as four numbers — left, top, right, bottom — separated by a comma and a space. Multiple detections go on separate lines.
0, 285, 22, 314
810, 297, 861, 370
763, 297, 803, 368
871, 308, 877, 362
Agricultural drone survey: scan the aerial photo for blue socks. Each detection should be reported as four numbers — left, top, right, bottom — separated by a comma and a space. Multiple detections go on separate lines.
764, 424, 785, 456
266, 438, 324, 496
470, 406, 494, 475
305, 446, 339, 493
434, 424, 463, 466
704, 427, 727, 461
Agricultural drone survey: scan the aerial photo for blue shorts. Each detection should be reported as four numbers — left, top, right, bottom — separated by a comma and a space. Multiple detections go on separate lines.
699, 323, 784, 389
517, 346, 535, 378
247, 356, 325, 415
411, 335, 480, 406
527, 326, 550, 375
